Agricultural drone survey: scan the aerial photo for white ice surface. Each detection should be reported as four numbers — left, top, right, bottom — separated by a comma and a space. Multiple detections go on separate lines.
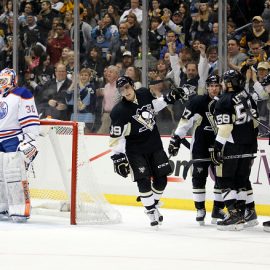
1, 205, 270, 270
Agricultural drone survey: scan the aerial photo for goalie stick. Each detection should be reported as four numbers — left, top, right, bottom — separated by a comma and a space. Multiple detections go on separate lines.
182, 153, 256, 180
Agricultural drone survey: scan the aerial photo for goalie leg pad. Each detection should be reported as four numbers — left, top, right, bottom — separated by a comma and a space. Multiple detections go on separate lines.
3, 152, 31, 219
0, 153, 8, 214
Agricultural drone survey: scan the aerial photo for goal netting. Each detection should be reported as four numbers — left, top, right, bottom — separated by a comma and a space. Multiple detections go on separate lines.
28, 120, 122, 225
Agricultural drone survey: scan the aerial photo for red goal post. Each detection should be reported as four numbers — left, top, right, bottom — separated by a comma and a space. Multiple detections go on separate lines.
28, 120, 121, 225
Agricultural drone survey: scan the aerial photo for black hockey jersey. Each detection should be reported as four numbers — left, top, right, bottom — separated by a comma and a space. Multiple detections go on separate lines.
214, 90, 258, 145
110, 88, 163, 154
180, 94, 217, 154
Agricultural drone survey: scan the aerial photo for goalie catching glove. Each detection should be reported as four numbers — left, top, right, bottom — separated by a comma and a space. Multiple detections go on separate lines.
168, 135, 183, 156
209, 141, 224, 166
17, 133, 38, 165
111, 153, 130, 178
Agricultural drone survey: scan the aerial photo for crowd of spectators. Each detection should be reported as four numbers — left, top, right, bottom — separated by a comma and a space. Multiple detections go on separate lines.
0, 0, 270, 135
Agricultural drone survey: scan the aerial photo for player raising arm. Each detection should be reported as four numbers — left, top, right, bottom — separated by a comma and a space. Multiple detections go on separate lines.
0, 68, 40, 222
168, 75, 225, 225
109, 75, 184, 227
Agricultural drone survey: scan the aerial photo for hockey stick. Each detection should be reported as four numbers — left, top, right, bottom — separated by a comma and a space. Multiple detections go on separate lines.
182, 153, 256, 180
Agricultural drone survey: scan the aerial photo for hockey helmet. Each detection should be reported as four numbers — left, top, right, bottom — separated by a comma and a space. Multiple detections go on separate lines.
206, 74, 221, 86
0, 68, 17, 95
261, 73, 270, 86
116, 75, 134, 89
222, 70, 244, 92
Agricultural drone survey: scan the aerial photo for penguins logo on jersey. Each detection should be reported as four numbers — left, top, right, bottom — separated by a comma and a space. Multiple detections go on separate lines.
132, 105, 156, 132
0, 101, 8, 119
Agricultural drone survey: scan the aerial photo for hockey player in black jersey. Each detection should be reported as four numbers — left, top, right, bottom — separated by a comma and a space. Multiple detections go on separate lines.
168, 74, 225, 225
109, 76, 184, 227
210, 70, 259, 231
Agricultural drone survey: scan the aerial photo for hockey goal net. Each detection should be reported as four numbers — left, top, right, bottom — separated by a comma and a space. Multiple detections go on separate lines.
28, 120, 121, 225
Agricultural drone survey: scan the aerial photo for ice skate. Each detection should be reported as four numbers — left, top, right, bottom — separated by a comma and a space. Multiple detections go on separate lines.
244, 208, 259, 227
0, 210, 9, 221
155, 207, 163, 224
263, 221, 270, 232
145, 209, 159, 227
10, 215, 29, 223
217, 209, 244, 231
196, 209, 206, 225
211, 207, 226, 224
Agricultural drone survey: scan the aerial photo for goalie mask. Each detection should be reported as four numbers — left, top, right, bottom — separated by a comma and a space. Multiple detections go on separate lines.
222, 70, 244, 92
0, 68, 17, 96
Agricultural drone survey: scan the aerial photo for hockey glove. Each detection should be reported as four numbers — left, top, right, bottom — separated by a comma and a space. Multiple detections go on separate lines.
168, 135, 183, 156
209, 141, 224, 166
17, 133, 38, 165
164, 89, 183, 104
111, 153, 130, 178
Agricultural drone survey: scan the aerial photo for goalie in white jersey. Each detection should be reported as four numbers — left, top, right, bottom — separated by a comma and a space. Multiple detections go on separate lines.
0, 68, 40, 222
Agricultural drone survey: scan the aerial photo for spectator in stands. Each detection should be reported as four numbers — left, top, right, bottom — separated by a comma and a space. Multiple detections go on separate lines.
107, 4, 120, 26
209, 22, 218, 46
246, 16, 269, 47
125, 66, 141, 89
160, 30, 184, 60
18, 2, 35, 27
108, 21, 138, 64
97, 65, 120, 134
159, 8, 183, 38
66, 50, 75, 80
0, 35, 14, 69
262, 0, 270, 31
241, 39, 268, 75
31, 52, 54, 87
66, 68, 97, 134
46, 23, 72, 66
125, 12, 141, 45
58, 46, 71, 66
178, 2, 192, 46
63, 10, 73, 32
119, 0, 142, 25
81, 46, 106, 79
91, 12, 119, 59
0, 0, 13, 25
25, 44, 45, 72
191, 0, 214, 46
37, 0, 59, 43
20, 13, 44, 52
148, 0, 162, 20
148, 16, 164, 60
47, 16, 63, 43
227, 38, 248, 72
86, 0, 101, 24
121, 50, 134, 74
70, 15, 92, 56
190, 39, 201, 63
35, 62, 72, 120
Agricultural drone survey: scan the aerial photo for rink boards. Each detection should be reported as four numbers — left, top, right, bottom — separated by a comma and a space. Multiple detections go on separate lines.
33, 134, 270, 216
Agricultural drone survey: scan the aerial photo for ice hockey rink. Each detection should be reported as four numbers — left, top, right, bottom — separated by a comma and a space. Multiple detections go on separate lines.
1, 205, 270, 270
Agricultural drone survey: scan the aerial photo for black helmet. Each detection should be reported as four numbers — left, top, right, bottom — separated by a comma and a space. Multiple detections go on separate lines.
116, 75, 134, 88
206, 74, 221, 86
261, 74, 270, 86
223, 70, 244, 92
